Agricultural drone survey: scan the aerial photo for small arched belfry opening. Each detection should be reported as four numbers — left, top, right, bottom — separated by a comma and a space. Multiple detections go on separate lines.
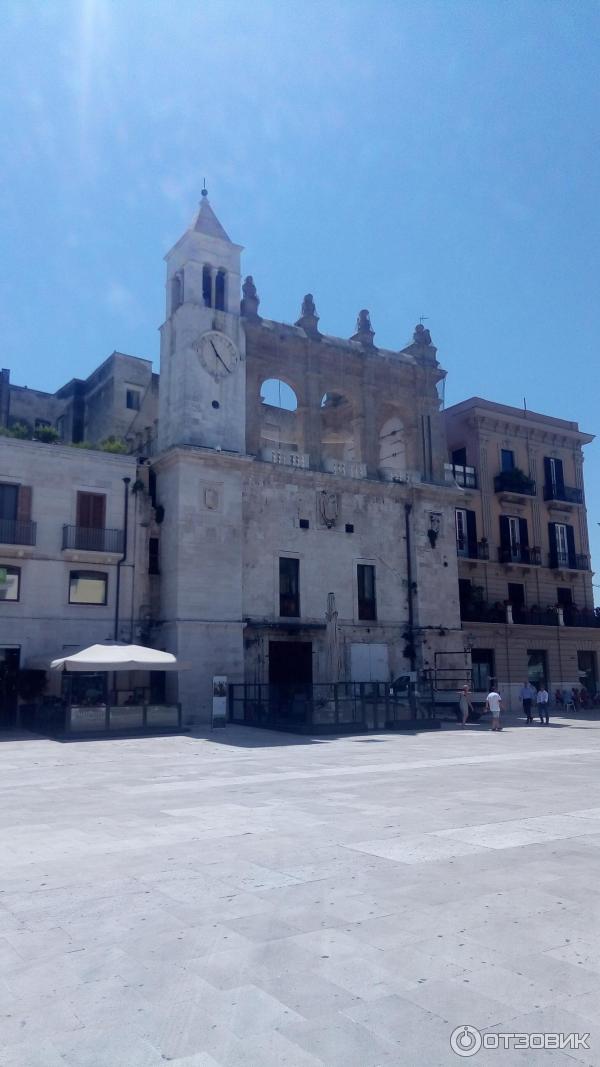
320, 392, 358, 462
379, 415, 406, 474
171, 272, 183, 313
259, 378, 301, 453
202, 265, 212, 308
215, 269, 226, 311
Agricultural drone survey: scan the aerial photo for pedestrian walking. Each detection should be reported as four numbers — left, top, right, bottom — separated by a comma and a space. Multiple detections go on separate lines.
536, 683, 550, 724
485, 685, 503, 731
458, 685, 473, 726
519, 680, 536, 723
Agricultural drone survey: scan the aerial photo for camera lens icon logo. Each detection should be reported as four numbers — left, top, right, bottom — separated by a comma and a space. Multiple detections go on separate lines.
450, 1025, 482, 1057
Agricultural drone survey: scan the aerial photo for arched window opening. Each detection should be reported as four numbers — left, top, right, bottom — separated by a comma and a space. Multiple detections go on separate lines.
202, 265, 212, 308
171, 272, 183, 312
320, 392, 357, 462
260, 379, 298, 412
215, 269, 226, 311
379, 416, 406, 473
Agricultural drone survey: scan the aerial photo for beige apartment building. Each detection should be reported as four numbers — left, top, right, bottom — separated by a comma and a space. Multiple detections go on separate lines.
444, 398, 598, 704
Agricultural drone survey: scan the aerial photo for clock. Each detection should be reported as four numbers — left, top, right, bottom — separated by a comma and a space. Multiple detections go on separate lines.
195, 331, 238, 381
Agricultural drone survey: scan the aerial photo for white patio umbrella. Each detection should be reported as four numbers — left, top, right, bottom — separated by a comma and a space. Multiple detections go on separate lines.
325, 592, 343, 682
51, 642, 183, 671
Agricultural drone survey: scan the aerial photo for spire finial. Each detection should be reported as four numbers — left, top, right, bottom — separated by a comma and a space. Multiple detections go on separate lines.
201, 178, 208, 198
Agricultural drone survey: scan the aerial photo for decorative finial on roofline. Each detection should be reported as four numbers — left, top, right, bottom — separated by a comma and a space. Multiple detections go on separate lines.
201, 178, 208, 198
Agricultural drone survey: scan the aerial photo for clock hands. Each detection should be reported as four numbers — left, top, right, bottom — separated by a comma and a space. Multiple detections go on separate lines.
210, 339, 231, 373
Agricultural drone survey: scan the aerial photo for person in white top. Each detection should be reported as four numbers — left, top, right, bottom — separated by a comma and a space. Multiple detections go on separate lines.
485, 687, 502, 731
536, 684, 550, 725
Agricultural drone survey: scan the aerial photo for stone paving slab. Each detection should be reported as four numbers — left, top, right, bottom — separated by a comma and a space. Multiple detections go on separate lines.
2, 715, 600, 1064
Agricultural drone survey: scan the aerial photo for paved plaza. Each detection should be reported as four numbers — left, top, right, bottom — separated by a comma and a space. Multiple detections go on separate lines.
3, 715, 600, 1066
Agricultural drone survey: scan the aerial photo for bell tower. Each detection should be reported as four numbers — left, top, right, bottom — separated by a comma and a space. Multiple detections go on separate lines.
158, 190, 246, 453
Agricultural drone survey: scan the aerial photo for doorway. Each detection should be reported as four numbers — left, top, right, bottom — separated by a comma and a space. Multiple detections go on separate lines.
0, 647, 20, 729
268, 641, 313, 685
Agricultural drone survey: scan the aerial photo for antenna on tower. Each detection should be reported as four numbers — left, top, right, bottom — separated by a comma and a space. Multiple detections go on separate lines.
201, 178, 208, 198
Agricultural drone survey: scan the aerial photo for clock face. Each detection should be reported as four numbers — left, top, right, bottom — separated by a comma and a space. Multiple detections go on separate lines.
195, 331, 238, 381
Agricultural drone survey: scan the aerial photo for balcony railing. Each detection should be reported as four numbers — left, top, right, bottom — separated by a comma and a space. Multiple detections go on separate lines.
62, 526, 124, 553
323, 458, 367, 479
445, 463, 477, 489
456, 539, 489, 561
563, 607, 600, 628
543, 484, 583, 504
0, 517, 37, 546
494, 471, 536, 496
512, 606, 559, 626
460, 601, 506, 623
549, 552, 589, 571
498, 546, 542, 566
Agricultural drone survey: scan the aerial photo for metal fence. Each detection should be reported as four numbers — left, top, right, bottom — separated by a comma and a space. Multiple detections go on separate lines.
229, 682, 438, 733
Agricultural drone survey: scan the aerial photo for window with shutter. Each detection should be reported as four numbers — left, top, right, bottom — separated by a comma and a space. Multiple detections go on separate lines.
76, 492, 106, 529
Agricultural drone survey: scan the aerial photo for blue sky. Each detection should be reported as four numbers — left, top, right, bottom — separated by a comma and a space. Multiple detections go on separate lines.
2, 0, 600, 588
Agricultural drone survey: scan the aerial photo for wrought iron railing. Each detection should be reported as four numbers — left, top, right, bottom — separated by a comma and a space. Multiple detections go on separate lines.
445, 463, 477, 489
543, 484, 583, 504
0, 517, 36, 546
494, 471, 536, 496
549, 551, 589, 571
498, 546, 541, 565
229, 682, 436, 732
62, 525, 124, 553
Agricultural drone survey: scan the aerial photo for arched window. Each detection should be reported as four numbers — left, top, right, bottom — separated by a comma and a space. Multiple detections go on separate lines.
379, 416, 406, 473
260, 379, 298, 411
320, 392, 357, 462
215, 269, 226, 311
202, 265, 212, 308
171, 272, 183, 312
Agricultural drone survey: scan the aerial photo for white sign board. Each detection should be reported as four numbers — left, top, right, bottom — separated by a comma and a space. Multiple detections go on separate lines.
212, 676, 227, 728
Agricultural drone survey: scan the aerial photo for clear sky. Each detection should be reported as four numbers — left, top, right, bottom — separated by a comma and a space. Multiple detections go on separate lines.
2, 0, 599, 591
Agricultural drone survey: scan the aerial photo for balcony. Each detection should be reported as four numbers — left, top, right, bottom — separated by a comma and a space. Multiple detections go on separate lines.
62, 526, 124, 553
494, 470, 536, 496
444, 462, 477, 489
563, 607, 600, 628
457, 539, 489, 561
549, 551, 589, 571
543, 484, 583, 504
460, 600, 506, 623
261, 448, 310, 469
512, 605, 559, 626
0, 517, 37, 546
498, 546, 542, 566
323, 458, 367, 479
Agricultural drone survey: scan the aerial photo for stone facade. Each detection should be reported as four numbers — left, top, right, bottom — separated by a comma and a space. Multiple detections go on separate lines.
0, 195, 598, 724
445, 398, 598, 705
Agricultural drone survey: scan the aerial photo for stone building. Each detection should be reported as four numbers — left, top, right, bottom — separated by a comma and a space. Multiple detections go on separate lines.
444, 398, 598, 702
0, 193, 598, 725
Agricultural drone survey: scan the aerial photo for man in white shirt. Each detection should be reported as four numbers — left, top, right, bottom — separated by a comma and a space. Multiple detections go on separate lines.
519, 681, 536, 723
485, 686, 502, 731
536, 684, 550, 725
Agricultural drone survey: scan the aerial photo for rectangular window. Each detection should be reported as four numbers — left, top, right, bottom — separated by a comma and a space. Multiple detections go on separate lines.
76, 492, 106, 529
148, 537, 160, 575
126, 389, 141, 411
455, 509, 468, 556
501, 449, 515, 472
69, 570, 108, 605
279, 557, 300, 617
471, 649, 495, 692
357, 563, 377, 621
0, 565, 20, 602
578, 651, 597, 695
556, 587, 573, 608
0, 484, 18, 521
527, 650, 548, 689
507, 582, 525, 607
